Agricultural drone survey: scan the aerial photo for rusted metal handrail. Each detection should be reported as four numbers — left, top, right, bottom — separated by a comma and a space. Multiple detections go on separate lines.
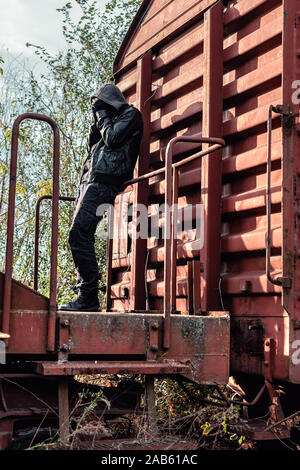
106, 138, 225, 316
266, 105, 281, 287
266, 105, 291, 289
124, 144, 223, 186
170, 143, 224, 315
164, 135, 225, 349
124, 166, 165, 186
2, 113, 60, 352
34, 195, 75, 291
106, 138, 224, 313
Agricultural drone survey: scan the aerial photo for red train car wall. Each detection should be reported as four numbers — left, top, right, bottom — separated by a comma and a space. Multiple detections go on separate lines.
109, 0, 300, 383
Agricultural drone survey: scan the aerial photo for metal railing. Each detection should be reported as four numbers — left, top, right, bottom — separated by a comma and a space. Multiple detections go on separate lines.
107, 134, 225, 349
2, 113, 60, 352
163, 135, 225, 348
266, 105, 291, 289
34, 195, 75, 291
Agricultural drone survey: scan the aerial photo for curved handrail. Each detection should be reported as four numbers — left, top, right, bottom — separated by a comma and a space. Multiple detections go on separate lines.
266, 105, 282, 286
163, 134, 225, 349
266, 105, 292, 289
107, 135, 225, 346
2, 113, 60, 352
34, 195, 75, 291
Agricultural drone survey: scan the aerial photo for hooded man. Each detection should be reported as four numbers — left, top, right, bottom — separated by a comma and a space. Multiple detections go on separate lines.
59, 84, 143, 312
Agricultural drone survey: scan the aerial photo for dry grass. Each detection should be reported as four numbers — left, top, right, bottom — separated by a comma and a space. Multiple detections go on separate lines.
26, 375, 253, 450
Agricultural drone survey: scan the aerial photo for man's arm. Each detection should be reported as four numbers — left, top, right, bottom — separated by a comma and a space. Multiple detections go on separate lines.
87, 122, 101, 152
94, 107, 142, 149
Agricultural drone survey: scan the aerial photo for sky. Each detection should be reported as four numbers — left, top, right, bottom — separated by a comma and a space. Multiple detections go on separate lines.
0, 0, 107, 68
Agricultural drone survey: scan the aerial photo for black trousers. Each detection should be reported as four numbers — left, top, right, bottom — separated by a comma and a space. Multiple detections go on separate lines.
68, 181, 119, 299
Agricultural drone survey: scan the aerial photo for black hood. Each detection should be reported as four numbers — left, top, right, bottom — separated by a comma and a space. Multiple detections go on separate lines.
91, 84, 128, 111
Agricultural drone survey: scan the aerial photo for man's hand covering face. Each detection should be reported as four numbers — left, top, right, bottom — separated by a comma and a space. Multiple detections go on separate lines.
92, 98, 109, 112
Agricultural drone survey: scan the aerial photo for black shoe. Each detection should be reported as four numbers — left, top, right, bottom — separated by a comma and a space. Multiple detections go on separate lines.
58, 296, 100, 312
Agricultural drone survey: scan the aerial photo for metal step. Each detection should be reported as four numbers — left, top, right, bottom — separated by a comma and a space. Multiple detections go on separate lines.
35, 360, 191, 376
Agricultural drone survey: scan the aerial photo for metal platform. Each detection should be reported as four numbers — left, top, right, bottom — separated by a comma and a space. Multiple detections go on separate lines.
54, 311, 230, 385
3, 308, 230, 385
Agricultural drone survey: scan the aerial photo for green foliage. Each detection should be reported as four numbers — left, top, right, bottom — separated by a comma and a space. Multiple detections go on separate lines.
74, 388, 111, 430
0, 0, 141, 303
26, 387, 111, 450
154, 378, 248, 450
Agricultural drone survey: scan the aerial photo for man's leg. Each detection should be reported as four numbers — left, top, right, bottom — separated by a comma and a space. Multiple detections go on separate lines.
59, 182, 119, 311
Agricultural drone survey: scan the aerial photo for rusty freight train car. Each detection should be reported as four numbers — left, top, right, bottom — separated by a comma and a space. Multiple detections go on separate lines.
0, 0, 300, 448
111, 0, 300, 393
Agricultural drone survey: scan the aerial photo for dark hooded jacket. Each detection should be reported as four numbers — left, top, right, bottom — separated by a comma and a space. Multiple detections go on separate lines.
79, 84, 143, 189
